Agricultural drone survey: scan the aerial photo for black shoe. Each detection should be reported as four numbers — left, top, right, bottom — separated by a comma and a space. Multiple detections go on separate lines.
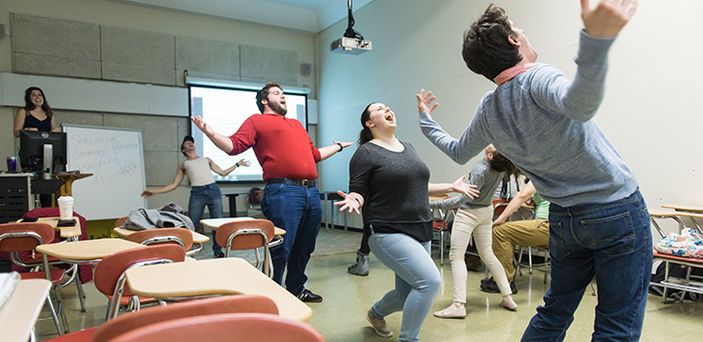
480, 277, 493, 284
214, 251, 225, 258
297, 289, 323, 303
480, 279, 518, 294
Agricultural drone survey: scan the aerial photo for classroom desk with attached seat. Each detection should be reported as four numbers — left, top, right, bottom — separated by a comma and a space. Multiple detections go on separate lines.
0, 278, 53, 342
124, 257, 312, 321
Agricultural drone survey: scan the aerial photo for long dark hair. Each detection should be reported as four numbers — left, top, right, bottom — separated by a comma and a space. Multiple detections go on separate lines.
358, 102, 376, 145
24, 87, 53, 119
489, 151, 516, 175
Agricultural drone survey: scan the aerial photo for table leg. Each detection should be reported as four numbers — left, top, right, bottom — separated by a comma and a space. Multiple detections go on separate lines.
227, 194, 239, 217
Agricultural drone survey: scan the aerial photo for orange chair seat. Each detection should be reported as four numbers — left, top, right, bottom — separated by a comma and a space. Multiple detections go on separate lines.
20, 269, 65, 282
43, 327, 97, 342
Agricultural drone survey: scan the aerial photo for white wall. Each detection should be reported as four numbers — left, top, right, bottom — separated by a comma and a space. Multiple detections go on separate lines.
317, 0, 703, 230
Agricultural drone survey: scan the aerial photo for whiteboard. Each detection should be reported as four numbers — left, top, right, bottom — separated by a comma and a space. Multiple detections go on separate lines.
63, 125, 147, 220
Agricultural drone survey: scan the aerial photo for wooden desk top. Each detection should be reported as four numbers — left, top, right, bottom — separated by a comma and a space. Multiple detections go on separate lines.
662, 203, 703, 213
650, 209, 703, 219
112, 227, 210, 243
18, 216, 81, 238
125, 258, 311, 321
201, 218, 286, 236
36, 238, 143, 261
0, 279, 52, 342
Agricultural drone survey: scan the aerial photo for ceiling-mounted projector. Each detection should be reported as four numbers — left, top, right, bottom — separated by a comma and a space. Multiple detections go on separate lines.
331, 0, 372, 55
330, 37, 372, 55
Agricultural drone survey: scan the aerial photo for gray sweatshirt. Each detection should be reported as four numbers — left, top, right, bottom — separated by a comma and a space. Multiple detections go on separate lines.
420, 31, 638, 207
430, 158, 503, 210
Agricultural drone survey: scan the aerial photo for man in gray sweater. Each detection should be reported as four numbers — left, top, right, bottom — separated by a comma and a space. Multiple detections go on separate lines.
418, 1, 650, 341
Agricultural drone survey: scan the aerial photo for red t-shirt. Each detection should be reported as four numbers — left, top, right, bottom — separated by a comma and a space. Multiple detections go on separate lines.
228, 113, 321, 180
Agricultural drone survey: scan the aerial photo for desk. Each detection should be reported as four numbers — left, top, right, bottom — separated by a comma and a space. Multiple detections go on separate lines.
125, 258, 312, 321
662, 203, 703, 213
112, 227, 210, 244
36, 238, 143, 263
220, 190, 250, 217
0, 278, 52, 342
29, 216, 82, 239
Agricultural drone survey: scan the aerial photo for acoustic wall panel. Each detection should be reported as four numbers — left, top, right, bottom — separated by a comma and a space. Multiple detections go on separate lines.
240, 45, 297, 85
11, 13, 101, 78
175, 36, 240, 86
101, 26, 175, 85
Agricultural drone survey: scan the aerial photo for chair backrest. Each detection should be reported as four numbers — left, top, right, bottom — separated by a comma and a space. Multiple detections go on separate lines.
109, 313, 324, 342
0, 222, 55, 252
92, 295, 279, 342
216, 219, 275, 250
94, 244, 186, 297
124, 228, 193, 252
114, 216, 128, 228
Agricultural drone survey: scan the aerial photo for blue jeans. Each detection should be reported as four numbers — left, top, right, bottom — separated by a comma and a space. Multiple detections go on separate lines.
260, 183, 322, 295
188, 183, 223, 255
369, 228, 441, 342
522, 190, 652, 342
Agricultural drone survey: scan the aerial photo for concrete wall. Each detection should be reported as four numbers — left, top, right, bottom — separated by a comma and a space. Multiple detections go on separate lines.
316, 0, 703, 230
0, 0, 317, 215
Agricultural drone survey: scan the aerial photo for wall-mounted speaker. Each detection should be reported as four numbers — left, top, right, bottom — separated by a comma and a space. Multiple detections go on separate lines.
300, 63, 312, 76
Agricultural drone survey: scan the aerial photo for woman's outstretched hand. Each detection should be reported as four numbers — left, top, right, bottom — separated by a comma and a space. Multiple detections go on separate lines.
333, 190, 361, 215
451, 175, 480, 199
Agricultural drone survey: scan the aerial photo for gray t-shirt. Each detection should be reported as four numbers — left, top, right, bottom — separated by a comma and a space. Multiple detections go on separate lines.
349, 141, 432, 241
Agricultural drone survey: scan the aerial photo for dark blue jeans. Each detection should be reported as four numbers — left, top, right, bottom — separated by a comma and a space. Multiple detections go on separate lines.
188, 183, 223, 255
522, 190, 652, 342
261, 183, 322, 296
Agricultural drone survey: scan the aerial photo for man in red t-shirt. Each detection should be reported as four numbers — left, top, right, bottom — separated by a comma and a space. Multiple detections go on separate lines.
192, 82, 351, 302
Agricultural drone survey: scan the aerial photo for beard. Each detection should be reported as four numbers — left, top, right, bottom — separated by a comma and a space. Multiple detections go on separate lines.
269, 101, 287, 115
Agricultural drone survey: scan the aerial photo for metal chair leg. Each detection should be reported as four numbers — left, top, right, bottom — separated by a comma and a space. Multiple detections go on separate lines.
45, 292, 64, 335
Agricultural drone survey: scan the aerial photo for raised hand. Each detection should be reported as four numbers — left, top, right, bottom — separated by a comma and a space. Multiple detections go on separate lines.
333, 190, 361, 215
191, 116, 215, 136
581, 0, 638, 38
451, 175, 480, 199
416, 89, 439, 115
237, 159, 250, 167
140, 190, 154, 198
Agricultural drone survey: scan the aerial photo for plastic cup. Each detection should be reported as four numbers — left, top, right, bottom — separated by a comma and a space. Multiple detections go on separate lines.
57, 196, 74, 220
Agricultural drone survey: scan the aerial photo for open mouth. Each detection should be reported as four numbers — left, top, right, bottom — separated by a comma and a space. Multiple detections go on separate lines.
384, 113, 394, 122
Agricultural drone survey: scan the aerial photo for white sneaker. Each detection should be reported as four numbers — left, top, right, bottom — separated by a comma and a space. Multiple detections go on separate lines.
366, 310, 393, 338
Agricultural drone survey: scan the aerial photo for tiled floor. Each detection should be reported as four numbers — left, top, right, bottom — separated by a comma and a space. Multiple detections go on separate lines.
34, 228, 703, 341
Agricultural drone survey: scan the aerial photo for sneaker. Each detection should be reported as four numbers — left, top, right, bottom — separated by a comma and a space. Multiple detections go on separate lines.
214, 252, 225, 258
347, 251, 369, 276
480, 278, 518, 294
297, 289, 323, 303
366, 310, 393, 338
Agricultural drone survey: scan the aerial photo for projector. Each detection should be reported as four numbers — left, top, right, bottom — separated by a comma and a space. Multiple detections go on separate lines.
330, 37, 372, 55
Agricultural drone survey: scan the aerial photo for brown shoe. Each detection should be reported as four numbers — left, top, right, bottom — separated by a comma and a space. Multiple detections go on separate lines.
366, 310, 393, 338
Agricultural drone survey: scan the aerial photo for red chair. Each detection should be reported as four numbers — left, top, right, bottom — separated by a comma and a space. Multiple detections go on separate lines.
45, 295, 279, 342
216, 219, 275, 277
94, 244, 186, 320
0, 222, 67, 334
110, 313, 324, 342
123, 228, 194, 254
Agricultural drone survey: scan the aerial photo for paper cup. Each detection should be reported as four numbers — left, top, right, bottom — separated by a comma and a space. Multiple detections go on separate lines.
57, 196, 74, 220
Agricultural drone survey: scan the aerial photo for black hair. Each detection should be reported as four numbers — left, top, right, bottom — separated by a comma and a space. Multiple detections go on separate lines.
358, 102, 376, 145
23, 86, 54, 119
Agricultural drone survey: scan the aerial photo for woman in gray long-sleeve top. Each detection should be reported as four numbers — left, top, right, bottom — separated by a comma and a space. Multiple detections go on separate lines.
334, 102, 478, 342
430, 145, 518, 319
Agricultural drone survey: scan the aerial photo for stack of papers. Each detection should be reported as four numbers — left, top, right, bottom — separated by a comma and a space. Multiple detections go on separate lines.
0, 272, 21, 311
